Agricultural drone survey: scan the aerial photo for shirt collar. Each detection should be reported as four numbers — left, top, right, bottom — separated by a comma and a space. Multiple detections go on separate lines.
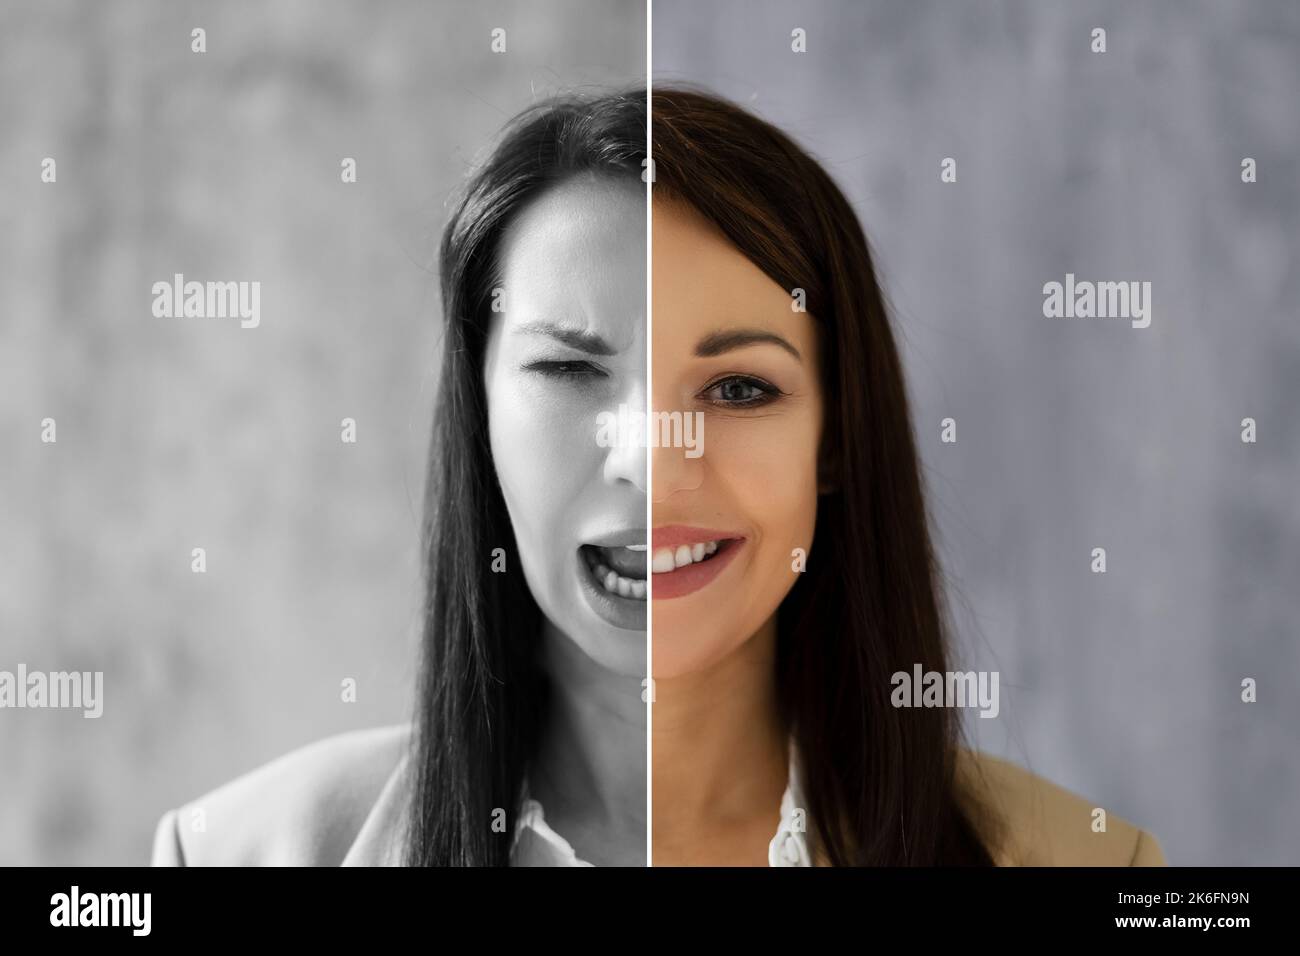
767, 737, 813, 866
511, 793, 594, 866
339, 759, 597, 867
514, 739, 814, 867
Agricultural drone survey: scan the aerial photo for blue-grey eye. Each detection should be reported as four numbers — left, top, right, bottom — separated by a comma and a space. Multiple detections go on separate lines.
701, 375, 782, 408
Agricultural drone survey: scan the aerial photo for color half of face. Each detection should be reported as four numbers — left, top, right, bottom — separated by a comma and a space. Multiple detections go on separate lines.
651, 197, 823, 678
484, 174, 647, 676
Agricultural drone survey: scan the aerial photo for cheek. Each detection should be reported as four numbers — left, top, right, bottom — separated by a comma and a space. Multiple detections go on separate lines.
486, 371, 599, 550
709, 410, 821, 560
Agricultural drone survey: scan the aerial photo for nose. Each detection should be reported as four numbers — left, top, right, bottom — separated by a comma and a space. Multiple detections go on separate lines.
650, 419, 704, 502
601, 380, 648, 494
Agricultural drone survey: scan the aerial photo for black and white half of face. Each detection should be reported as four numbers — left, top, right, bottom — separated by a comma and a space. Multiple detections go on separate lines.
483, 173, 647, 676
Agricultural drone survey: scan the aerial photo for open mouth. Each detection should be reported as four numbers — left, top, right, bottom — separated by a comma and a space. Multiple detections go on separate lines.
580, 543, 647, 601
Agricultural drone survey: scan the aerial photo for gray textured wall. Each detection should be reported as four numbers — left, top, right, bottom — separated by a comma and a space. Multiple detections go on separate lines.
0, 0, 643, 865
4, 0, 1296, 869
655, 0, 1300, 865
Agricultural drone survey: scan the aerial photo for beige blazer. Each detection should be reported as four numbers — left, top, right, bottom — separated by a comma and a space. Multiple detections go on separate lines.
151, 724, 1165, 866
954, 748, 1166, 866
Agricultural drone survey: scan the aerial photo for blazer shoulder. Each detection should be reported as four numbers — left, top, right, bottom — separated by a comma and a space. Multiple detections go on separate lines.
956, 748, 1166, 867
152, 723, 412, 866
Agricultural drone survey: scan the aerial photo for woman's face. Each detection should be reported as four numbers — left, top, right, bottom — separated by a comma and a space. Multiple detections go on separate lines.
484, 174, 647, 677
651, 198, 823, 678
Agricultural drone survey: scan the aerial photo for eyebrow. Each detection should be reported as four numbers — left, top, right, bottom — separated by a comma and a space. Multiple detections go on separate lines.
514, 321, 616, 356
694, 328, 802, 361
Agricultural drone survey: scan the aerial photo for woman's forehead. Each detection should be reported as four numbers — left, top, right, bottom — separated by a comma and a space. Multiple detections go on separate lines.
495, 177, 645, 351
652, 200, 818, 354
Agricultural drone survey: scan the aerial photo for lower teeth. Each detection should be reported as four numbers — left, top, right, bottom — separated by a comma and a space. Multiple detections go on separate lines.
589, 558, 646, 600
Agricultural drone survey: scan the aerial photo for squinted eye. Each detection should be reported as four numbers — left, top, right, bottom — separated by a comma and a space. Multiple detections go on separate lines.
699, 375, 784, 408
524, 360, 607, 380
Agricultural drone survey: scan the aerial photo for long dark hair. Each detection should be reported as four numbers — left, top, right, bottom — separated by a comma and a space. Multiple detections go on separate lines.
653, 87, 1002, 865
406, 89, 646, 866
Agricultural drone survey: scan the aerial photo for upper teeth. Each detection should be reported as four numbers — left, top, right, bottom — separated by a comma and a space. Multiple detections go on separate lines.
652, 541, 719, 573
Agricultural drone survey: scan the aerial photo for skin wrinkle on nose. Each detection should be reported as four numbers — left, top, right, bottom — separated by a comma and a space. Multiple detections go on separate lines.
651, 447, 705, 501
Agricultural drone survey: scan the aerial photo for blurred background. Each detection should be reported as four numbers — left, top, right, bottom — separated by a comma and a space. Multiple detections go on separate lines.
0, 0, 643, 864
655, 0, 1299, 865
5, 0, 1296, 869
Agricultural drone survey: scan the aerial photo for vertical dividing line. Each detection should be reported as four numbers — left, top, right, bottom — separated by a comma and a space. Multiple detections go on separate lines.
644, 0, 654, 869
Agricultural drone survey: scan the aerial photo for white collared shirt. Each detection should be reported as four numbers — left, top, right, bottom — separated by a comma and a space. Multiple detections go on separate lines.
767, 741, 813, 867
510, 742, 812, 867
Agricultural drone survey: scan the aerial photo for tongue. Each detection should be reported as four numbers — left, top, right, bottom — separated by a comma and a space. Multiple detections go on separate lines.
593, 545, 646, 579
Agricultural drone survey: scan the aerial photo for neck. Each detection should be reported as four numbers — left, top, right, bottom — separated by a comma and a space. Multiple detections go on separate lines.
651, 615, 788, 859
530, 620, 647, 858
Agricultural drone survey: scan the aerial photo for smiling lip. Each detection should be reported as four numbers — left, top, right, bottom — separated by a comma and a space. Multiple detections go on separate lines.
651, 525, 745, 601
651, 525, 740, 550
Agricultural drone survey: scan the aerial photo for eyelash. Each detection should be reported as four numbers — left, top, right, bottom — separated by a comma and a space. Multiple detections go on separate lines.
698, 374, 785, 409
524, 360, 607, 381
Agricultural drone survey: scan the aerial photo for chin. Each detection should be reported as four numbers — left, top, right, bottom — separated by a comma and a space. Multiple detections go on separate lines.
568, 618, 647, 677
548, 583, 646, 677
650, 609, 740, 679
